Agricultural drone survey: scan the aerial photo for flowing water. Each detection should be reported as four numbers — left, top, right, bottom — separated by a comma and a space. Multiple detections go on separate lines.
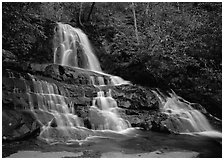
152, 89, 221, 136
46, 22, 221, 141
54, 22, 101, 72
89, 89, 130, 131
5, 22, 220, 143
19, 73, 130, 144
53, 22, 129, 86
2, 23, 221, 157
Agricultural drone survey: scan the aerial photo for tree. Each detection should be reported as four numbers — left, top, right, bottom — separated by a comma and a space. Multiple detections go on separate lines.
131, 2, 139, 45
79, 2, 83, 26
87, 2, 95, 22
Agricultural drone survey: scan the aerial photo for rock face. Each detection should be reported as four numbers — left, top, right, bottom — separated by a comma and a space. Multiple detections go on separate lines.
2, 110, 41, 141
2, 53, 221, 142
2, 59, 164, 141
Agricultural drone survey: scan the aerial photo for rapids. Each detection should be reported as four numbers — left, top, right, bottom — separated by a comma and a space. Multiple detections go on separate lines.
152, 89, 221, 136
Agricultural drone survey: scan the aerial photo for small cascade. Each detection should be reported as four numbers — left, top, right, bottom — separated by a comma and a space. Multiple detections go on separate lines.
152, 89, 213, 133
90, 76, 96, 86
89, 89, 130, 131
24, 74, 83, 142
110, 76, 130, 85
14, 72, 131, 143
97, 77, 105, 86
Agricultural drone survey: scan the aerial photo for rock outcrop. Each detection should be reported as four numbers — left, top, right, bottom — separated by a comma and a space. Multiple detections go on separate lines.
2, 50, 221, 142
2, 59, 165, 141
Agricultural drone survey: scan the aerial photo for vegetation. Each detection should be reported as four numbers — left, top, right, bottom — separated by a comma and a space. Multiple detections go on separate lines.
2, 2, 222, 117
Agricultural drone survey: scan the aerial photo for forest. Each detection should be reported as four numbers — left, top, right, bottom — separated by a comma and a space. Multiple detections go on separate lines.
2, 2, 222, 158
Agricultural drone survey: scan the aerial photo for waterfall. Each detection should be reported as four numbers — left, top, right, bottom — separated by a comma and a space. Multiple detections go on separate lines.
54, 23, 102, 72
152, 90, 214, 133
18, 72, 129, 143
53, 22, 129, 86
23, 74, 85, 143
89, 89, 130, 131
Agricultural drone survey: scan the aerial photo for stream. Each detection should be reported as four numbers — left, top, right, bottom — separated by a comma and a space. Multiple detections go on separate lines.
3, 128, 222, 158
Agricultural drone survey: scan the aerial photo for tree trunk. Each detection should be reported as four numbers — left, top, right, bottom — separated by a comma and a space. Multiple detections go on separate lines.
87, 2, 95, 22
131, 2, 139, 45
79, 2, 83, 26
145, 3, 150, 15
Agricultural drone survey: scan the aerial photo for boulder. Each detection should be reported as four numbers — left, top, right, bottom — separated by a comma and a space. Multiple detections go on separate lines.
2, 109, 41, 141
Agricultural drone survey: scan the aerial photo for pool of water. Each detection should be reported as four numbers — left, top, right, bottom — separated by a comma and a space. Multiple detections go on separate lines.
3, 129, 222, 158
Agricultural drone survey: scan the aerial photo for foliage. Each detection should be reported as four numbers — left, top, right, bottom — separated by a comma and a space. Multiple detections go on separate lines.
2, 3, 45, 60
88, 2, 222, 116
2, 2, 222, 117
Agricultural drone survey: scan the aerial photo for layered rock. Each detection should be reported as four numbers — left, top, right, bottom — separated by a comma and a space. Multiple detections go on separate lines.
2, 60, 162, 141
2, 56, 221, 141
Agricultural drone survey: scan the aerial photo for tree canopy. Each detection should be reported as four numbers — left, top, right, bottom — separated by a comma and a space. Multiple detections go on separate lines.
2, 2, 222, 117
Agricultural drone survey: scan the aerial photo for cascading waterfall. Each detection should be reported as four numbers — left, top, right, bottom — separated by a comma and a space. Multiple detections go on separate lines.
152, 89, 214, 133
28, 74, 81, 128
17, 71, 129, 143
23, 74, 85, 143
13, 22, 219, 143
89, 89, 130, 131
52, 22, 218, 136
53, 22, 130, 86
54, 22, 102, 72
51, 22, 130, 141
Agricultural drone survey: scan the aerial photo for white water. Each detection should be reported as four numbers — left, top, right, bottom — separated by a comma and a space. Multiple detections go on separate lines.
54, 23, 101, 71
89, 89, 130, 131
152, 90, 218, 133
24, 75, 85, 142
53, 22, 129, 86
20, 73, 129, 143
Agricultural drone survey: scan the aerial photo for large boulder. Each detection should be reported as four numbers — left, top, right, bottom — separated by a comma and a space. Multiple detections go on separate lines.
2, 109, 41, 141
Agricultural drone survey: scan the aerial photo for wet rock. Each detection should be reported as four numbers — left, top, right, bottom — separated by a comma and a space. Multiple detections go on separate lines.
2, 65, 161, 136
2, 49, 17, 63
149, 113, 172, 133
2, 109, 41, 142
40, 127, 94, 142
50, 118, 58, 127
31, 110, 54, 126
112, 85, 159, 110
191, 103, 207, 114
5, 62, 209, 137
44, 64, 93, 85
120, 101, 131, 108
18, 124, 30, 135
72, 97, 91, 106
